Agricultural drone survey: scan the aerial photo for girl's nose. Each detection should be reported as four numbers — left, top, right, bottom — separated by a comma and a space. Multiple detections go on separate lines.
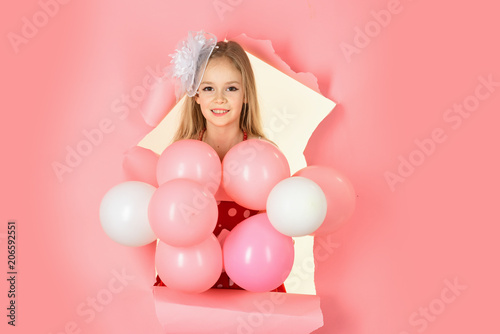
214, 90, 226, 103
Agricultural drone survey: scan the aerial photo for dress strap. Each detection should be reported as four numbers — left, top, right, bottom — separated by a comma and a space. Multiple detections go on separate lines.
198, 128, 206, 141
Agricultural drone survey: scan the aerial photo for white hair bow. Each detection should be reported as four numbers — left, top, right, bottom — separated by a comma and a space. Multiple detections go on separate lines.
168, 31, 217, 99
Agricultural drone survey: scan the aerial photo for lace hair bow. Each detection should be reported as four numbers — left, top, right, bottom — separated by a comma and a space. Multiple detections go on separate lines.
168, 31, 218, 99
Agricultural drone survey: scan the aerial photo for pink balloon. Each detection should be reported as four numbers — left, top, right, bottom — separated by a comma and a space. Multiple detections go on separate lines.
223, 213, 294, 292
148, 178, 218, 247
157, 139, 221, 195
222, 139, 290, 210
155, 235, 222, 293
122, 146, 159, 187
294, 165, 356, 235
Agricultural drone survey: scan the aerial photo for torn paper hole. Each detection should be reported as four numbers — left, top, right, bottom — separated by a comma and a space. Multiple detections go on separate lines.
138, 44, 335, 296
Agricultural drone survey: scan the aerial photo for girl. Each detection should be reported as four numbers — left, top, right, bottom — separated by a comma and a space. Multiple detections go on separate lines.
154, 32, 285, 292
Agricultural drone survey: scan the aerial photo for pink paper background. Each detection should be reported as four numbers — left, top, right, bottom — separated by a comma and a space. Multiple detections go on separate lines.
2, 0, 500, 333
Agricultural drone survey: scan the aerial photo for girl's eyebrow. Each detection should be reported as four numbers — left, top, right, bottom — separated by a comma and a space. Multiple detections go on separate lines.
200, 81, 241, 85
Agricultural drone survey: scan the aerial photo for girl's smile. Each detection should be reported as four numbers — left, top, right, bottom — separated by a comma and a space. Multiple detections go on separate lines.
211, 108, 230, 116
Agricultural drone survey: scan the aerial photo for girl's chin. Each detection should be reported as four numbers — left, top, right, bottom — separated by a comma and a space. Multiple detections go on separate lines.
205, 118, 240, 129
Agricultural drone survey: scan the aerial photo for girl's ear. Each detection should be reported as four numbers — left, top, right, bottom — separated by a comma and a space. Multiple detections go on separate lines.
194, 92, 200, 104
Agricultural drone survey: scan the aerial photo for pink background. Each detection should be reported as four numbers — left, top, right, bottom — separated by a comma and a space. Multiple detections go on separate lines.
2, 0, 499, 333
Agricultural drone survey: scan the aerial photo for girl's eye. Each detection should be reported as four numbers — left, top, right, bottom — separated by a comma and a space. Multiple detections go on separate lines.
202, 87, 214, 92
227, 86, 238, 92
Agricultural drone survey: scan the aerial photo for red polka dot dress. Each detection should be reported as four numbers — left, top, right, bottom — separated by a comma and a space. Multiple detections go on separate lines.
154, 130, 286, 293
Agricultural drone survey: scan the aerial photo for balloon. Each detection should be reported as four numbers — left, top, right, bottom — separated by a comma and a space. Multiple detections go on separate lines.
99, 181, 157, 247
123, 146, 159, 187
148, 178, 218, 247
223, 213, 294, 292
294, 166, 356, 235
222, 139, 290, 210
157, 139, 221, 195
267, 176, 327, 237
155, 234, 222, 293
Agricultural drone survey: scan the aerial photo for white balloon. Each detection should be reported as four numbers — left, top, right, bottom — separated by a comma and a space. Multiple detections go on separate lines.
266, 177, 327, 237
99, 181, 157, 247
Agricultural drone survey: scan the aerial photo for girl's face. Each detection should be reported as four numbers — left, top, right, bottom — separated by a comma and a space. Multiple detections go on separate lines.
195, 57, 245, 130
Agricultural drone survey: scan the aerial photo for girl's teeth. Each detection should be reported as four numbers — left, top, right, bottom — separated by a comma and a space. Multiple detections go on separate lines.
212, 110, 228, 114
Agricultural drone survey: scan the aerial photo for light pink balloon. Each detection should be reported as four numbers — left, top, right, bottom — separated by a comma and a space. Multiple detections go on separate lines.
155, 235, 222, 293
222, 139, 290, 210
223, 213, 294, 292
157, 139, 221, 195
148, 178, 218, 247
122, 146, 159, 187
294, 165, 356, 235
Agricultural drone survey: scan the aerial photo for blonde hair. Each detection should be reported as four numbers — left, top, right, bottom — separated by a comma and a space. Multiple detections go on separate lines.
173, 40, 267, 142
